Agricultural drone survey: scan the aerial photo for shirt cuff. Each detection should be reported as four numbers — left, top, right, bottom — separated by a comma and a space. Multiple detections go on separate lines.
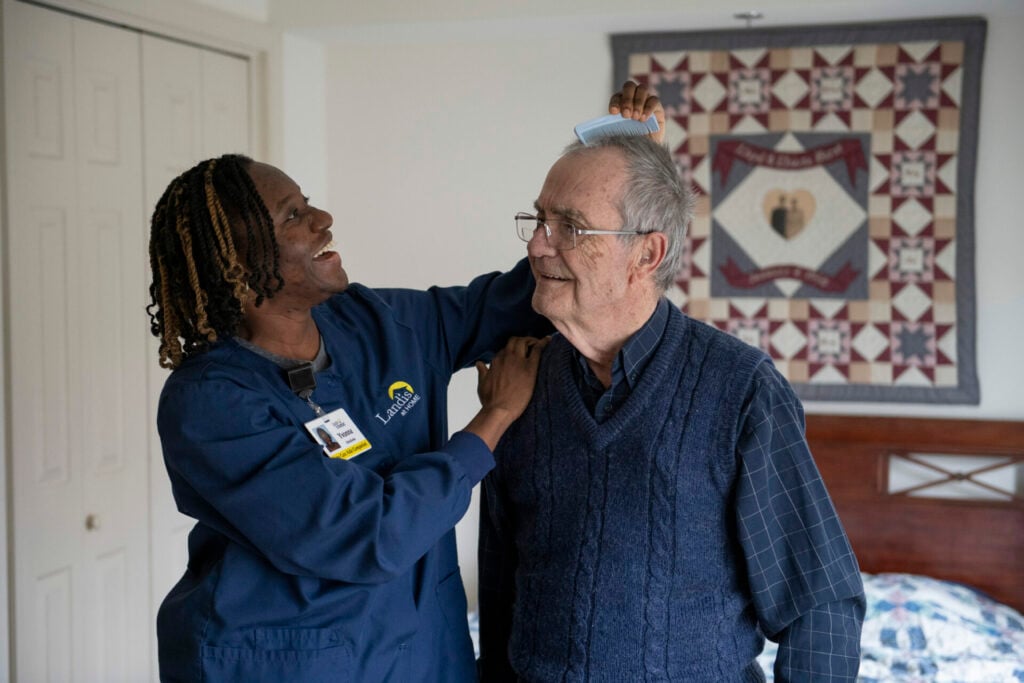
447, 430, 496, 485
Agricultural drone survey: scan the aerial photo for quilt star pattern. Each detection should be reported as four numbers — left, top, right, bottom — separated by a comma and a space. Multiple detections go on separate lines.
613, 18, 984, 403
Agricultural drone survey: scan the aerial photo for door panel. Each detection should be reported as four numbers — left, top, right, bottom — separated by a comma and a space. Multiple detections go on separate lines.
6, 5, 81, 677
35, 568, 73, 682
73, 16, 149, 682
6, 3, 149, 680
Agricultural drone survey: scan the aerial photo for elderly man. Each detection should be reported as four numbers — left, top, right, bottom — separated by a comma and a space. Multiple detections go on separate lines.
477, 131, 865, 682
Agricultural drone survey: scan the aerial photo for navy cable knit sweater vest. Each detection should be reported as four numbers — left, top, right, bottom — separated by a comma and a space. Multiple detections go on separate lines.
493, 306, 769, 682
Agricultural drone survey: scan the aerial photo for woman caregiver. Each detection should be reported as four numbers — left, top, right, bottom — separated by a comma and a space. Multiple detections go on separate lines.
147, 153, 550, 682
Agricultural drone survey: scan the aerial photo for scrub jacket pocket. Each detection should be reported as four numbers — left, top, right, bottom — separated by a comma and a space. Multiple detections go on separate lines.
200, 628, 351, 683
437, 568, 470, 633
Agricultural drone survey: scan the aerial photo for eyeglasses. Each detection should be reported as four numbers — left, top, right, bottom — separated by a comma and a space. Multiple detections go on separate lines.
514, 212, 647, 251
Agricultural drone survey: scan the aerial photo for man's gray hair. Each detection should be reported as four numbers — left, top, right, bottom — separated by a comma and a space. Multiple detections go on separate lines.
563, 135, 694, 293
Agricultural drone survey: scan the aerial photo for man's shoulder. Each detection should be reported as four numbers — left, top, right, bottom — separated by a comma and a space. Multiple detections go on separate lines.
675, 310, 768, 362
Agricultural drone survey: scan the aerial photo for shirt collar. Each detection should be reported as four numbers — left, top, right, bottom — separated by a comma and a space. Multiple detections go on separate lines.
574, 297, 671, 391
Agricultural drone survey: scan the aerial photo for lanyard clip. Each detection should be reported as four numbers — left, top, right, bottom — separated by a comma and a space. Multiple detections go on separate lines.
288, 362, 324, 416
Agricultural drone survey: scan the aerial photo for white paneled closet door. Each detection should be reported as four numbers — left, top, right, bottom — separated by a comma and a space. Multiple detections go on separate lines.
5, 2, 150, 680
141, 33, 251, 682
4, 2, 252, 679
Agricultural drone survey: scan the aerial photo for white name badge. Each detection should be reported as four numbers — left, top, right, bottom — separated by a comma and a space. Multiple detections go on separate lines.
304, 408, 372, 460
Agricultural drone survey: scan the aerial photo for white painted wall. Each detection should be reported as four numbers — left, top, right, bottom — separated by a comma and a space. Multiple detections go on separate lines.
281, 33, 328, 205
0, 5, 9, 671
300, 0, 1024, 606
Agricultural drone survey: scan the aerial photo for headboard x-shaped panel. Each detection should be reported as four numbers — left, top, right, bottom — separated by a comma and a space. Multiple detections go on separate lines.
805, 415, 1024, 612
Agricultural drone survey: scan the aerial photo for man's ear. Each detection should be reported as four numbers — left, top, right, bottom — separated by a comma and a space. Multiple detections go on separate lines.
632, 231, 667, 281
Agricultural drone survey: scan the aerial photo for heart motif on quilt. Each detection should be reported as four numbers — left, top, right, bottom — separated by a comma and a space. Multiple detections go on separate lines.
763, 189, 816, 239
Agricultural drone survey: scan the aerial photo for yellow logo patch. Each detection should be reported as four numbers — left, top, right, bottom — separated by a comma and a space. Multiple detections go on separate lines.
388, 381, 414, 399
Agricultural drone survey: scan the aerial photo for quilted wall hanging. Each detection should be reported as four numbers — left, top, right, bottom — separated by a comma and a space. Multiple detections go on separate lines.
613, 17, 985, 403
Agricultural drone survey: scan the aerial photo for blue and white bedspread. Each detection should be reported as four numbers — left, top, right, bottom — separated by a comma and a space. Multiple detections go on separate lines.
759, 573, 1024, 682
470, 573, 1024, 682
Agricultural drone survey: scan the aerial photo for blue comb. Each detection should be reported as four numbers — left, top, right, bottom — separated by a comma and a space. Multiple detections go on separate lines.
574, 114, 660, 144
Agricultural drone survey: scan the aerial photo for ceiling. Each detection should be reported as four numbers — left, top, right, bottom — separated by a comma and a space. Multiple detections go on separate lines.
192, 0, 1024, 35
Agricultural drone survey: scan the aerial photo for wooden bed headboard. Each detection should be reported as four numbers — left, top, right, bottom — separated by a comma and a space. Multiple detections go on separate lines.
805, 415, 1024, 613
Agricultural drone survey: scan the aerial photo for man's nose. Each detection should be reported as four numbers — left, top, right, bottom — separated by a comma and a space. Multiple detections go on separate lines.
527, 224, 556, 257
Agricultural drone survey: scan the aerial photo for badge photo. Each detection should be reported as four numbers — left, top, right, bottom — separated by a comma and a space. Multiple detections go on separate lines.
304, 408, 372, 460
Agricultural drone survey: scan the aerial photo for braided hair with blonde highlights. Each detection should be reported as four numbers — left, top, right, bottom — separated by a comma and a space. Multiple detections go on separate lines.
147, 154, 284, 369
